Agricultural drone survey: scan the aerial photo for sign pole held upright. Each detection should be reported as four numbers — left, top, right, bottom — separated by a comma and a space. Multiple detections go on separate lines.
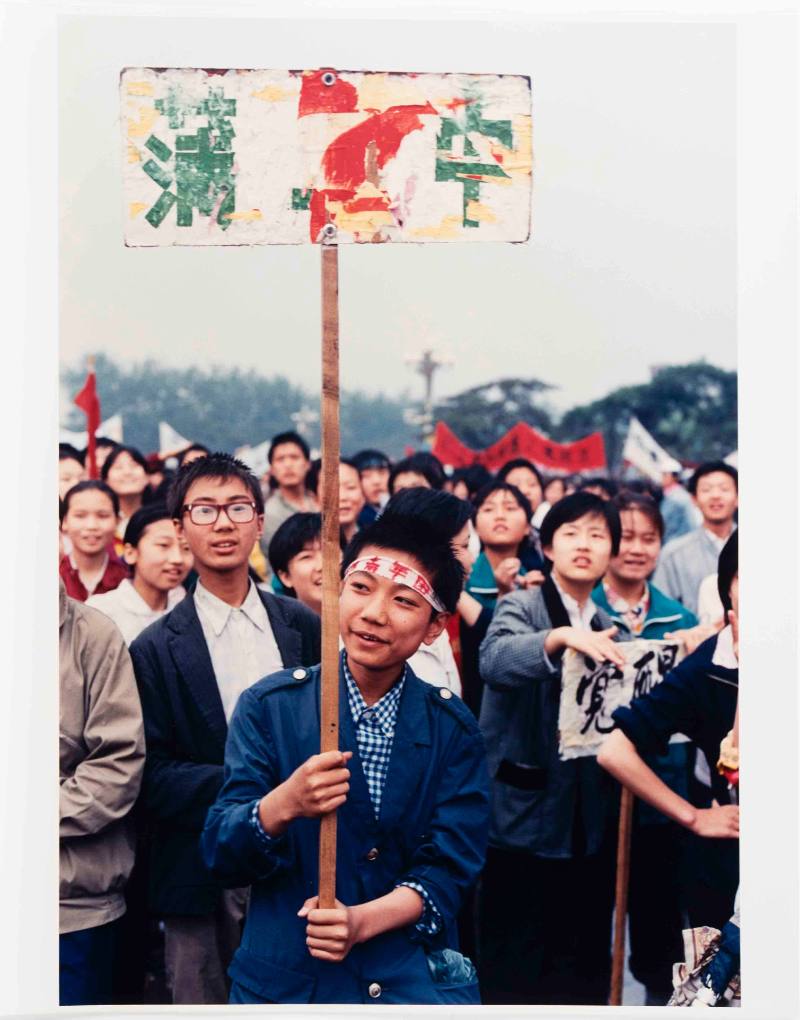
318, 226, 340, 909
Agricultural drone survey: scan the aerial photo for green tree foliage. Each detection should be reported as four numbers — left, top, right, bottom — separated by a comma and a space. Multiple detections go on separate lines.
558, 361, 738, 469
61, 354, 412, 458
434, 378, 555, 450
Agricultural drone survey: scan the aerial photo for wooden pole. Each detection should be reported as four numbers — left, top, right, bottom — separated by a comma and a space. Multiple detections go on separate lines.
318, 238, 340, 909
609, 786, 635, 1005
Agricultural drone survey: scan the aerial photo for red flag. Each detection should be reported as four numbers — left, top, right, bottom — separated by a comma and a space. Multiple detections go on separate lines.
74, 367, 101, 479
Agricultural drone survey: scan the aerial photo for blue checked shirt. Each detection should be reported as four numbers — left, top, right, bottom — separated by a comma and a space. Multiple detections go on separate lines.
249, 655, 441, 936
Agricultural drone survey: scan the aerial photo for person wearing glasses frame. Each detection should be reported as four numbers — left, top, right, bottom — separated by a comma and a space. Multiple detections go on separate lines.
129, 452, 321, 1005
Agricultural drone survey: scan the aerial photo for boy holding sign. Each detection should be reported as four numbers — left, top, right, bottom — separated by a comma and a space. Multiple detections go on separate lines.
477, 491, 628, 1006
200, 511, 489, 1005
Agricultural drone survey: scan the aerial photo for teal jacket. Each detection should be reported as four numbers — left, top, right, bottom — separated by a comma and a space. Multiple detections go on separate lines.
592, 582, 698, 824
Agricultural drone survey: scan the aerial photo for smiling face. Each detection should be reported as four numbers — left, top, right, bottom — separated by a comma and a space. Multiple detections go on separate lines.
61, 489, 118, 557
475, 489, 529, 550
504, 467, 542, 512
59, 458, 86, 500
339, 545, 447, 680
608, 509, 661, 584
270, 442, 310, 490
177, 475, 263, 577
694, 471, 738, 527
360, 466, 390, 506
544, 511, 613, 588
125, 518, 193, 594
105, 451, 148, 498
278, 538, 328, 616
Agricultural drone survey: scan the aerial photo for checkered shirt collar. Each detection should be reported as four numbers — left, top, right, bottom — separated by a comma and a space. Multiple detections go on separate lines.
343, 652, 406, 736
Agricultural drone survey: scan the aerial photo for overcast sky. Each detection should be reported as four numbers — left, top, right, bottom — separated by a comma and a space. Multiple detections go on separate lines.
59, 15, 736, 417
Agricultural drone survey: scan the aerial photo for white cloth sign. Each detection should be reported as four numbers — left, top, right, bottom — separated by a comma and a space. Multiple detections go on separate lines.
621, 416, 681, 483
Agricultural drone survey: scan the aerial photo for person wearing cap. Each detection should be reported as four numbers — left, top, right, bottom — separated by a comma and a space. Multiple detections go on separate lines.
87, 504, 193, 646
129, 453, 320, 1005
352, 449, 392, 528
201, 509, 489, 1005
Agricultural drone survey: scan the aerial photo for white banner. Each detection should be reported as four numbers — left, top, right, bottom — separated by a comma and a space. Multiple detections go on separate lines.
59, 414, 124, 448
234, 439, 271, 479
621, 416, 682, 483
121, 67, 532, 246
558, 639, 686, 760
158, 421, 192, 456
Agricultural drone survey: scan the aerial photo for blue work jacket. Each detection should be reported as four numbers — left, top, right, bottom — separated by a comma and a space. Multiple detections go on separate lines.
201, 659, 489, 1005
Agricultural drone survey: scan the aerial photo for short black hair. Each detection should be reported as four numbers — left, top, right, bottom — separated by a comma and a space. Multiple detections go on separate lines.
60, 480, 119, 523
613, 491, 664, 539
539, 491, 621, 557
101, 444, 148, 481
717, 530, 738, 615
688, 461, 738, 495
342, 513, 464, 614
383, 487, 473, 542
451, 464, 493, 499
389, 453, 445, 494
59, 443, 84, 465
268, 430, 310, 464
123, 504, 172, 547
580, 476, 619, 500
472, 479, 533, 523
269, 512, 321, 577
177, 443, 211, 467
353, 449, 391, 473
167, 452, 265, 518
95, 436, 119, 451
497, 458, 544, 489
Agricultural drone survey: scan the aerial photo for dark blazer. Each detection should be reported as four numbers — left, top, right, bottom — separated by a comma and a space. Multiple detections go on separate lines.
200, 659, 490, 1005
129, 588, 320, 915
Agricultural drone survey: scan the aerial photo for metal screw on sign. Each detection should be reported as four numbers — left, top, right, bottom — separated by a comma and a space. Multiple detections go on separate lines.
320, 223, 337, 243
321, 71, 336, 86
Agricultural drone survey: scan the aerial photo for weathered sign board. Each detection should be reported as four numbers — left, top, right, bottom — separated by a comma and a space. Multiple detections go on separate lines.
558, 639, 686, 760
121, 67, 532, 246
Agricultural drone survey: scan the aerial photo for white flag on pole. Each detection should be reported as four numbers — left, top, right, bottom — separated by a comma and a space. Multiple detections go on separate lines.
621, 417, 681, 483
234, 439, 271, 479
159, 422, 192, 456
60, 414, 124, 448
724, 450, 738, 468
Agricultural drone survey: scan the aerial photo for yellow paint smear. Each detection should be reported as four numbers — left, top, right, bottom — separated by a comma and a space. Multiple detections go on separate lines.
127, 105, 159, 139
357, 73, 426, 112
329, 203, 395, 237
126, 81, 154, 97
410, 215, 463, 240
127, 143, 141, 163
223, 209, 264, 222
251, 85, 292, 103
129, 202, 147, 219
503, 115, 533, 174
466, 200, 497, 224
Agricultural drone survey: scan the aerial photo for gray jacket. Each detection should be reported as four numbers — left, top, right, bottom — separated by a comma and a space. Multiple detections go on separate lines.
478, 584, 629, 859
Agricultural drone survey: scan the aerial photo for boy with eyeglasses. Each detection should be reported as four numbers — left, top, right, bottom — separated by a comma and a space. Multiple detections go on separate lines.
129, 453, 320, 1005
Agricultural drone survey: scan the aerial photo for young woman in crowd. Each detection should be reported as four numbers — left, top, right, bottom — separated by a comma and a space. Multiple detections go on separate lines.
87, 505, 194, 646
59, 444, 86, 500
59, 480, 129, 602
101, 445, 151, 554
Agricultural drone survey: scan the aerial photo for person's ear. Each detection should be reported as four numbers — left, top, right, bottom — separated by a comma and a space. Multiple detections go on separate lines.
542, 544, 553, 561
123, 543, 138, 568
255, 513, 265, 539
277, 569, 293, 590
421, 612, 449, 646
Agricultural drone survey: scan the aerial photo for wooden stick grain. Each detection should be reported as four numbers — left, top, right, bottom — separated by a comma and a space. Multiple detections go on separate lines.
609, 786, 635, 1005
318, 242, 340, 909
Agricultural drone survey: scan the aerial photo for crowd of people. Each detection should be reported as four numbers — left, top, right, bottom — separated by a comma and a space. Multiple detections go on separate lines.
58, 428, 740, 1007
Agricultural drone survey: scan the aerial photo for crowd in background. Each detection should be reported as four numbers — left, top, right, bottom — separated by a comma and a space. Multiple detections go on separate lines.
58, 429, 740, 1007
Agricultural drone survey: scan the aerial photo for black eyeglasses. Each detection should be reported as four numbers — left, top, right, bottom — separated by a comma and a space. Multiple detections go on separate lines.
182, 501, 258, 525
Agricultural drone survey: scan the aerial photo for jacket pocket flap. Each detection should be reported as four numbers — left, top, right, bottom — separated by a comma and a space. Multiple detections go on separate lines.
229, 947, 316, 1003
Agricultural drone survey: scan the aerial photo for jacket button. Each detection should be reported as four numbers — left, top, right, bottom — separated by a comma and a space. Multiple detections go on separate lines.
368, 982, 382, 998
366, 847, 379, 861
292, 668, 307, 681
439, 688, 453, 699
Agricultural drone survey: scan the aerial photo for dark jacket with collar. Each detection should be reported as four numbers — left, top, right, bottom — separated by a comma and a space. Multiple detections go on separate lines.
478, 577, 631, 859
129, 588, 320, 915
591, 581, 698, 639
200, 660, 489, 1005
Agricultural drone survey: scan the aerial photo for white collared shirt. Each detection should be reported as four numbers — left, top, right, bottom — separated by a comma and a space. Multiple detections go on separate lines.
552, 576, 597, 630
703, 526, 733, 555
87, 578, 185, 646
194, 579, 284, 721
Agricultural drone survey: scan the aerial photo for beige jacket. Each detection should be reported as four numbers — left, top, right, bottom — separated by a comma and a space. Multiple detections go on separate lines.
59, 581, 145, 934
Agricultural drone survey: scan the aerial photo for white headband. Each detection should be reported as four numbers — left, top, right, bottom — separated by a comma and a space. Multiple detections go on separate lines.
344, 555, 446, 614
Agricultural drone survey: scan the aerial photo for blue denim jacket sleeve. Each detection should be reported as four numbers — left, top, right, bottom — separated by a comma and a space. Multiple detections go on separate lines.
200, 686, 293, 887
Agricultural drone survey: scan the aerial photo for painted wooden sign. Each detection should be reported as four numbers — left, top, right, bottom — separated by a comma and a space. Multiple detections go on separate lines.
558, 640, 686, 760
121, 67, 532, 246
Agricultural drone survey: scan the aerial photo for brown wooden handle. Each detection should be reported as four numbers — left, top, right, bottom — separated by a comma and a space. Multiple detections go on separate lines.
609, 785, 635, 1005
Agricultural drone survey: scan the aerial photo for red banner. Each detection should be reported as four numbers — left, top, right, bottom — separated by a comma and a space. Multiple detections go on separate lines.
432, 421, 607, 474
